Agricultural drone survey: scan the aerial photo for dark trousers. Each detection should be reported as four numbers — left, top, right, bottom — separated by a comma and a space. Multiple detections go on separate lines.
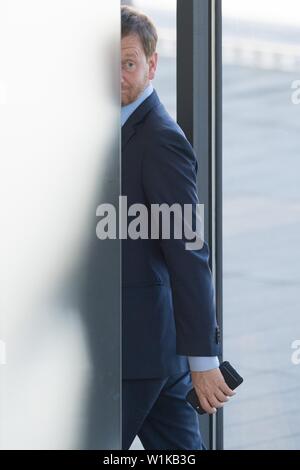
122, 370, 205, 450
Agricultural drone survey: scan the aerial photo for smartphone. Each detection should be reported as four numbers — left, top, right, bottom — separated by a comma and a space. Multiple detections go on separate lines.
185, 361, 243, 415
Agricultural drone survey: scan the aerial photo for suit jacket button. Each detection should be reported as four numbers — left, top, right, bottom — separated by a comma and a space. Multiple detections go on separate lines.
216, 327, 221, 344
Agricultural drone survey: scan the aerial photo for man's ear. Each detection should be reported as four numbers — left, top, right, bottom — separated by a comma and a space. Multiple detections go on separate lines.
148, 52, 158, 81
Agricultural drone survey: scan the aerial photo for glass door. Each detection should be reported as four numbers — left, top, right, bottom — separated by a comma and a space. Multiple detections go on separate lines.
222, 0, 300, 450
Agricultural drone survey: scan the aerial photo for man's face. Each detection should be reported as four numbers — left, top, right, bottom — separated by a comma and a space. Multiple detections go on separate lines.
121, 34, 157, 106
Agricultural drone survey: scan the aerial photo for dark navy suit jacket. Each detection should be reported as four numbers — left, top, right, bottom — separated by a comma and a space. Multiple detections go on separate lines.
122, 89, 221, 379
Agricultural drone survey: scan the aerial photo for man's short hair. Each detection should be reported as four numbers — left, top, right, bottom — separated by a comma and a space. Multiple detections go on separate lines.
121, 5, 158, 59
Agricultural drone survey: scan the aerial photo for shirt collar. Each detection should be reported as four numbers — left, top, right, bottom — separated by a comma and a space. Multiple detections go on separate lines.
121, 83, 154, 127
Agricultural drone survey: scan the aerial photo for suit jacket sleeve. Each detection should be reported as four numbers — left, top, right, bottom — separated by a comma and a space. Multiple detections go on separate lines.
142, 127, 221, 357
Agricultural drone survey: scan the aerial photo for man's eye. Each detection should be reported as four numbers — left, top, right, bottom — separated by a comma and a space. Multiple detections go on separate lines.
122, 61, 136, 72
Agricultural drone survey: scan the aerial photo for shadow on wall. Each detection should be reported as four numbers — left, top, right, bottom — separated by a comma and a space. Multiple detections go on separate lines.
77, 141, 121, 450
75, 39, 121, 450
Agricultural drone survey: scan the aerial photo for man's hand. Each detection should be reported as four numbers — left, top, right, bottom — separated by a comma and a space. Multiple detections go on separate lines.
191, 368, 236, 414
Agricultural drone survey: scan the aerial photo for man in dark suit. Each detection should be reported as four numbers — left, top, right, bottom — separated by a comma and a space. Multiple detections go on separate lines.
121, 5, 235, 450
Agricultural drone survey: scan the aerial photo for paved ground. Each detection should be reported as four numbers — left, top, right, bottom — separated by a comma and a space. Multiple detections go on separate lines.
223, 64, 300, 450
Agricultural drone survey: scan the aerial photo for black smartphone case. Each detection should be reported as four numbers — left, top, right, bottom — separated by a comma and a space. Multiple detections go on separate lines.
185, 361, 243, 415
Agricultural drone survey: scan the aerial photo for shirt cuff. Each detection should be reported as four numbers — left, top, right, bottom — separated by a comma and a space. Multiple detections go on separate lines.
188, 356, 220, 372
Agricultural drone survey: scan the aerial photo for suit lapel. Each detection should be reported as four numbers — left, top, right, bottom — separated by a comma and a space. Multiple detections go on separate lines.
122, 89, 160, 150
122, 121, 137, 150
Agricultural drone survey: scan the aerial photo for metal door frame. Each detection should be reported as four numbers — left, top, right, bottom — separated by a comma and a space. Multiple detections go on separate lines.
177, 0, 223, 450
